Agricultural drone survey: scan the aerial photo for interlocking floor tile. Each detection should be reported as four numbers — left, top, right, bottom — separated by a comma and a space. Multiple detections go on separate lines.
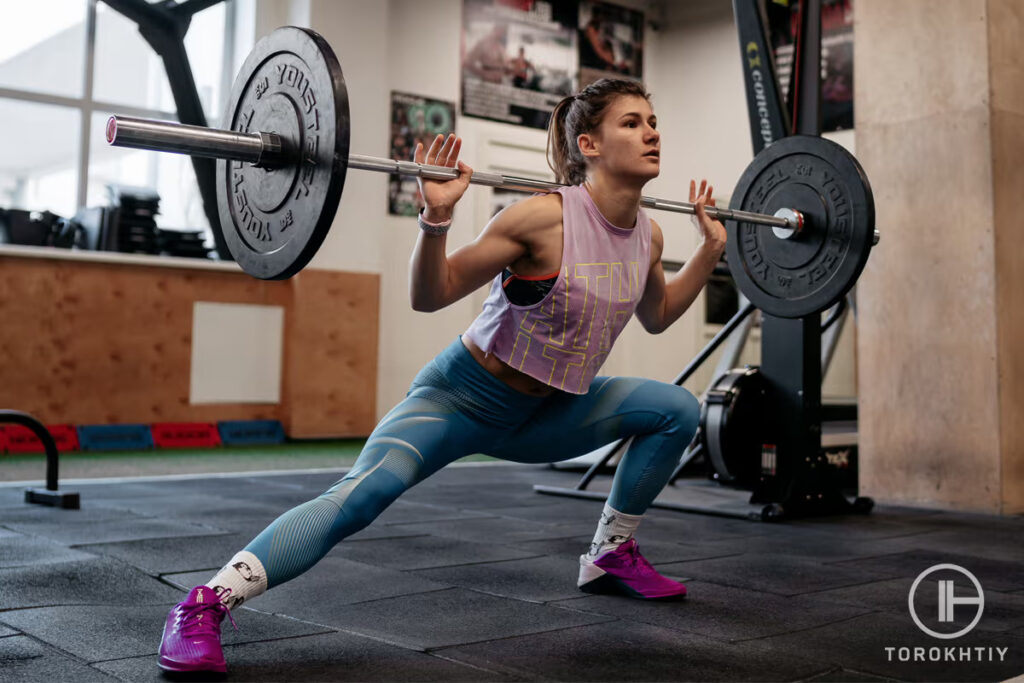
315, 587, 613, 650
0, 556, 181, 609
0, 636, 117, 682
438, 619, 827, 682
550, 579, 873, 641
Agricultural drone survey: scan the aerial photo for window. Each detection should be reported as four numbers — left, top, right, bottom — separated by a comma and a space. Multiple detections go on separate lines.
0, 99, 81, 216
0, 0, 252, 244
0, 0, 88, 98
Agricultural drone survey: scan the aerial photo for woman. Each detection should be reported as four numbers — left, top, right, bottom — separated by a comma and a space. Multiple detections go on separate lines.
158, 78, 727, 674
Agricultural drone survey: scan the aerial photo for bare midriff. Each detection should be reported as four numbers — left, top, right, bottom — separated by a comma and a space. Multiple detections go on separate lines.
461, 335, 558, 397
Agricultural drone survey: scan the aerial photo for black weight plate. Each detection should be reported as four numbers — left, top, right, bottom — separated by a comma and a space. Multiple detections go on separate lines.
217, 26, 350, 280
725, 135, 874, 318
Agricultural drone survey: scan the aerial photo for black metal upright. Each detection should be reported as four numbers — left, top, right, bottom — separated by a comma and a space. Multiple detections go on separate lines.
734, 0, 866, 518
756, 0, 821, 513
732, 0, 790, 153
100, 0, 232, 260
752, 315, 821, 506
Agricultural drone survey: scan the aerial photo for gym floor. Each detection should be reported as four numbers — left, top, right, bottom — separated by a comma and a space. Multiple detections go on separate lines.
1, 461, 1023, 682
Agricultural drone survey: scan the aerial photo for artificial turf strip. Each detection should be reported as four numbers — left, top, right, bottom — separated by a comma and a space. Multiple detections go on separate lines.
0, 439, 497, 482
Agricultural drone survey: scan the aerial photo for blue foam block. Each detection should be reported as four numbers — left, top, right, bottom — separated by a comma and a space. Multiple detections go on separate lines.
217, 420, 286, 446
76, 424, 154, 451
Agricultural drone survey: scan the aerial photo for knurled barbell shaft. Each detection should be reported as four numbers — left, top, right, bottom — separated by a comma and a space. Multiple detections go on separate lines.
106, 115, 798, 230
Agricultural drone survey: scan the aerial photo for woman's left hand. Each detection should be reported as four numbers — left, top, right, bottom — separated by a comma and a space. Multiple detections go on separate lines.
690, 179, 727, 256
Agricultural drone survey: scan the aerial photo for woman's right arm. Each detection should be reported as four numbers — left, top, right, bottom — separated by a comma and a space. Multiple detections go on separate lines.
408, 135, 561, 312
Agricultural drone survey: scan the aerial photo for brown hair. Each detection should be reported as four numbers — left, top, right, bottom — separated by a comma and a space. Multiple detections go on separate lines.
546, 78, 652, 185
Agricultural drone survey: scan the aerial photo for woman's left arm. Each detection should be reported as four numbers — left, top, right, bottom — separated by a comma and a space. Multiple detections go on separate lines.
635, 180, 727, 334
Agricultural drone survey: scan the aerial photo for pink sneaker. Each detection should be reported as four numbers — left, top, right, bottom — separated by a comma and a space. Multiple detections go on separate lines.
158, 586, 237, 673
578, 538, 687, 600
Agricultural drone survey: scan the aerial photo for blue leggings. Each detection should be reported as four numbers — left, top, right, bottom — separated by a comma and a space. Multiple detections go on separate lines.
246, 337, 700, 588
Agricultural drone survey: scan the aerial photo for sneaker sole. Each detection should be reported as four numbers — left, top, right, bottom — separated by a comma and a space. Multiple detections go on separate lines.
579, 573, 687, 600
158, 655, 227, 674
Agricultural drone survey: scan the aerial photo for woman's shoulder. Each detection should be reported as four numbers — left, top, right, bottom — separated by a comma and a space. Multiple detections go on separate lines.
491, 191, 563, 237
516, 190, 564, 217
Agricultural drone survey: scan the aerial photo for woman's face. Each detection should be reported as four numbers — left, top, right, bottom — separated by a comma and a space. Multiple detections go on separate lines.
582, 94, 660, 183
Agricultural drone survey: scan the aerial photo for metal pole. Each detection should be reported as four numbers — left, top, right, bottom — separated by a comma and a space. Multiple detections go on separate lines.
106, 115, 801, 231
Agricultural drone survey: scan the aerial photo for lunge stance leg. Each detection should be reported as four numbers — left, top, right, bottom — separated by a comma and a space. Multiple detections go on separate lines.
158, 392, 477, 674
206, 395, 474, 608
489, 376, 700, 599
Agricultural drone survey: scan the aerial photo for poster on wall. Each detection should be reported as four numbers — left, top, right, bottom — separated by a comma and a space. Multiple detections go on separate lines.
388, 91, 457, 216
767, 0, 854, 132
577, 1, 644, 88
461, 0, 578, 130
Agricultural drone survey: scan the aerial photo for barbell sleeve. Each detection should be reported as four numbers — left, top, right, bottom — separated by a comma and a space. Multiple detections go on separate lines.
106, 115, 284, 168
105, 115, 799, 230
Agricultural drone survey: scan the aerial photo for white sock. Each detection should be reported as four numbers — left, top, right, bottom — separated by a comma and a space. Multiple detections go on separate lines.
205, 550, 268, 610
584, 503, 642, 561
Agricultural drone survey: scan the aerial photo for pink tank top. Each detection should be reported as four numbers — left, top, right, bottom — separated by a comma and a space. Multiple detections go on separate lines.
464, 184, 652, 394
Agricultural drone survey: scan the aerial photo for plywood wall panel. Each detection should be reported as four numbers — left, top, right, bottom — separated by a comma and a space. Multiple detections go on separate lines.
0, 256, 378, 437
284, 270, 380, 438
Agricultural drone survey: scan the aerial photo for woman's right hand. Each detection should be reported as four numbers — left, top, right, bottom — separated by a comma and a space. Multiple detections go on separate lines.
416, 133, 473, 223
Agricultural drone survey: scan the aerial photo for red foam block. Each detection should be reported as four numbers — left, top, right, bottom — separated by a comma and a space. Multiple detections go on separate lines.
2, 424, 80, 453
151, 423, 222, 449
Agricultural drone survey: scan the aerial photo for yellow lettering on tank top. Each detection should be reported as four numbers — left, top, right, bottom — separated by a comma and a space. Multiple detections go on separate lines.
541, 345, 586, 390
599, 261, 641, 351
571, 263, 611, 350
507, 260, 640, 387
506, 331, 532, 370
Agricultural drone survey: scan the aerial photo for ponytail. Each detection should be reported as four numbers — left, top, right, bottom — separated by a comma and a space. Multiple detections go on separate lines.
545, 78, 651, 186
547, 95, 584, 185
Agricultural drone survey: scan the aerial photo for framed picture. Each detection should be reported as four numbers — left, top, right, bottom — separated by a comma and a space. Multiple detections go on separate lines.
388, 91, 456, 216
767, 0, 854, 132
461, 0, 577, 130
578, 1, 644, 88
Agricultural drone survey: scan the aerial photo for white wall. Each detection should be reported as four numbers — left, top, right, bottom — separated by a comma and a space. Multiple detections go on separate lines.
381, 0, 486, 415
251, 0, 858, 421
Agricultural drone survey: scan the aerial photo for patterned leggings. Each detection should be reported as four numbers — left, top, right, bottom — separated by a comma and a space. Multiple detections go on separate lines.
245, 337, 700, 588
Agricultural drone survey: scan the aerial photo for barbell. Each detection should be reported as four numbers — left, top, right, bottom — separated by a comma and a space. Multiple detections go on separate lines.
105, 26, 877, 318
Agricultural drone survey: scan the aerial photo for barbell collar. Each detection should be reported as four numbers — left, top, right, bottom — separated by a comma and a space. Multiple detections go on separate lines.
771, 208, 804, 240
107, 115, 802, 231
